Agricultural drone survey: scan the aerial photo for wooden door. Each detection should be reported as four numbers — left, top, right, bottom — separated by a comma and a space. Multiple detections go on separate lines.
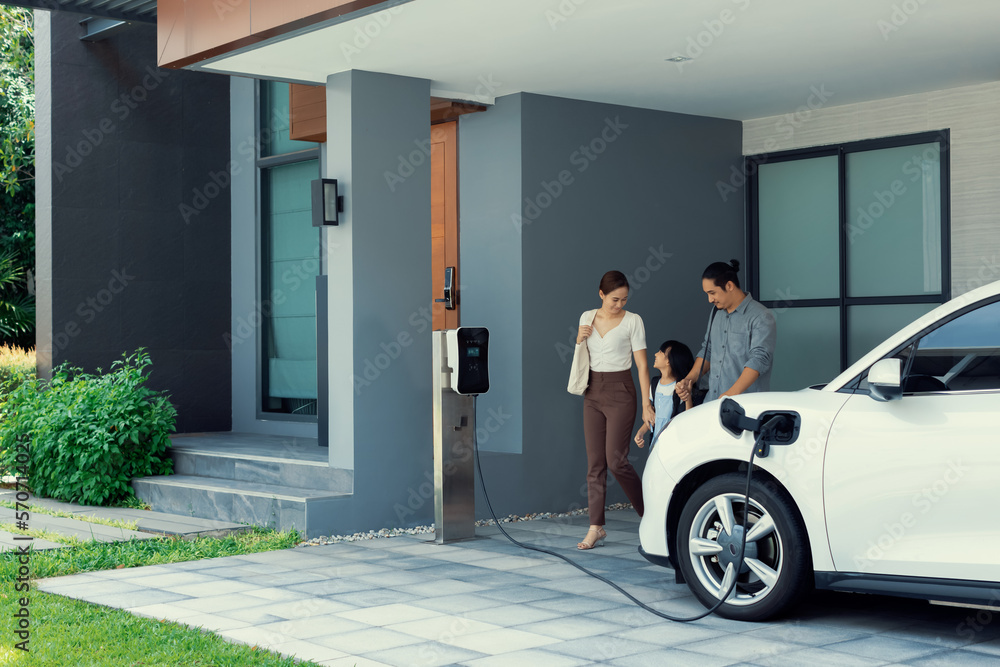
431, 121, 459, 331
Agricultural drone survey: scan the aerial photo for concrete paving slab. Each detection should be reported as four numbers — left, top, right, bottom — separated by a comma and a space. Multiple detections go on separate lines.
29, 509, 998, 666
0, 531, 66, 552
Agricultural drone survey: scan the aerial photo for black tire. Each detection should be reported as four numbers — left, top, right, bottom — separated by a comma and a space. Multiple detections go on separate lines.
676, 472, 811, 621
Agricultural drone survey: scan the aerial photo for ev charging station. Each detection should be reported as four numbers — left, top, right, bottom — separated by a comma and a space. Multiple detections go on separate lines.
432, 327, 489, 544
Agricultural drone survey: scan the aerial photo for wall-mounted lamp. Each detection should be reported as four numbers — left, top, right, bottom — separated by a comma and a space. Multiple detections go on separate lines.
312, 178, 344, 226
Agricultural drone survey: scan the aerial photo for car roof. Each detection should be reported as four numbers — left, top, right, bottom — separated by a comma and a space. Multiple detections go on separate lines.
824, 279, 1000, 392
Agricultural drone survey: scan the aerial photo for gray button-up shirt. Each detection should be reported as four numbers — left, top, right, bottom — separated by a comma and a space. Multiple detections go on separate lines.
697, 294, 776, 403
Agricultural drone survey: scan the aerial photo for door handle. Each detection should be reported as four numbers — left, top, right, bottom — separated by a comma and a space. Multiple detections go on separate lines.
435, 266, 457, 310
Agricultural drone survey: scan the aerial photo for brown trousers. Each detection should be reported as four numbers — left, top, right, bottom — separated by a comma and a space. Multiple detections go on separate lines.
583, 370, 644, 525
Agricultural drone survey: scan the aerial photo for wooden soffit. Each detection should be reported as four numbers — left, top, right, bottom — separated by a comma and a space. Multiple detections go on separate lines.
289, 88, 487, 143
157, 0, 389, 69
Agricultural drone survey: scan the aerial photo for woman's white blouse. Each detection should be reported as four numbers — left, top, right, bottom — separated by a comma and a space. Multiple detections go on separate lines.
578, 309, 647, 372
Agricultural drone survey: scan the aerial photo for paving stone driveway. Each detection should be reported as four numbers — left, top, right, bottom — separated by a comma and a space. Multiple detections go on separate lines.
37, 511, 1000, 666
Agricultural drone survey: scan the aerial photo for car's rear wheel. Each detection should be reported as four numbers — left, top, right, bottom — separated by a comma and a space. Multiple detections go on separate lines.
676, 473, 811, 621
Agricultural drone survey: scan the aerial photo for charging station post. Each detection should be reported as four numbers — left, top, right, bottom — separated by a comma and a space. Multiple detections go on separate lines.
432, 328, 489, 543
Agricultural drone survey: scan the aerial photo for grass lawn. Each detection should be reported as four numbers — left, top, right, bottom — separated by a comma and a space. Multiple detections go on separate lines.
0, 528, 324, 666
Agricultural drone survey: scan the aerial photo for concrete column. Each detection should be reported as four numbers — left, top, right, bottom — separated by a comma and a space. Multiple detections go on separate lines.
324, 70, 432, 510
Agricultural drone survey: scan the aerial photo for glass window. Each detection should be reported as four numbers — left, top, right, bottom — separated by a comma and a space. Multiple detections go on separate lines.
907, 300, 1000, 392
261, 159, 320, 415
758, 156, 840, 301
847, 303, 937, 365
258, 81, 321, 418
770, 306, 840, 390
846, 143, 941, 298
749, 132, 949, 390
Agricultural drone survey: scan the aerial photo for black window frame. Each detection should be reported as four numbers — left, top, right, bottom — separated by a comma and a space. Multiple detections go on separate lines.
747, 130, 952, 372
255, 81, 322, 422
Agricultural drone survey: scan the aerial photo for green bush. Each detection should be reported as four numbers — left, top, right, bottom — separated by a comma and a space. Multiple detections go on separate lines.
0, 350, 176, 505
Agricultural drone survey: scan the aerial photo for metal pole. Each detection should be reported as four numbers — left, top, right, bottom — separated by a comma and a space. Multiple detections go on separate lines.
433, 331, 476, 543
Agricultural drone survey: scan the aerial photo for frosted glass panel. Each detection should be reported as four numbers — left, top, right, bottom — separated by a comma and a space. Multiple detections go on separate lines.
846, 144, 941, 297
758, 156, 840, 301
264, 159, 319, 404
848, 303, 938, 364
771, 307, 840, 390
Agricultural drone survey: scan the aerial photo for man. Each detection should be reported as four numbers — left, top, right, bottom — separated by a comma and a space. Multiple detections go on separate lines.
677, 259, 776, 403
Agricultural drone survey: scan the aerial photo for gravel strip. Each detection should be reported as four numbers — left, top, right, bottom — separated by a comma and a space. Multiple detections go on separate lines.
297, 503, 635, 547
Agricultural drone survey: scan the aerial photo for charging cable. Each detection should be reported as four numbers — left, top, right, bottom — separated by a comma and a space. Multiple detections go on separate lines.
472, 395, 783, 622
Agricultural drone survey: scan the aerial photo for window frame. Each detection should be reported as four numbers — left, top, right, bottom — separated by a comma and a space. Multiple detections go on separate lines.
748, 130, 952, 372
255, 81, 322, 422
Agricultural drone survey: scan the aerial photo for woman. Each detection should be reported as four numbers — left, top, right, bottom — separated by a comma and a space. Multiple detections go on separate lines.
576, 271, 655, 550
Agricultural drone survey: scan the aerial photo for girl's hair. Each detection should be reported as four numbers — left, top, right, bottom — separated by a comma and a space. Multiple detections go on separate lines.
659, 339, 694, 381
599, 270, 629, 294
702, 259, 741, 289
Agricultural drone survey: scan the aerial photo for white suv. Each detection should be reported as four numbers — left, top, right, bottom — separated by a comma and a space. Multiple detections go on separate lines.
638, 280, 1000, 621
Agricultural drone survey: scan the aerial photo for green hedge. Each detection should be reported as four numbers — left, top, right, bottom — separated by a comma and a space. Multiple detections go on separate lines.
0, 350, 176, 505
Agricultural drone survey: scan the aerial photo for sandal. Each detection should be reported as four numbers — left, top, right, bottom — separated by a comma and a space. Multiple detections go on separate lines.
577, 526, 606, 550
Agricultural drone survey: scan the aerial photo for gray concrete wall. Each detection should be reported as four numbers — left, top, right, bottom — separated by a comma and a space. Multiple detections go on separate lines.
458, 95, 524, 455
474, 93, 744, 519
35, 11, 232, 433
320, 70, 434, 532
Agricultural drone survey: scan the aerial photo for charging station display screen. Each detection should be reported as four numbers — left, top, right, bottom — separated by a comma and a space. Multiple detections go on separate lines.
466, 347, 480, 357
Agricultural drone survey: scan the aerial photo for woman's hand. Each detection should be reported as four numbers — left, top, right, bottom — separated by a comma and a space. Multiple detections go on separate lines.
577, 324, 593, 344
634, 431, 645, 448
642, 403, 656, 430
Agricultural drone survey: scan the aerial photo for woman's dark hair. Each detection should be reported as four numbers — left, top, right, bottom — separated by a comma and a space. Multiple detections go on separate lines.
599, 270, 629, 294
702, 259, 741, 289
658, 340, 694, 382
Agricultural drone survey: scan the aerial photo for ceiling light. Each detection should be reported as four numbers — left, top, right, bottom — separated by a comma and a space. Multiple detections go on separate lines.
665, 56, 692, 63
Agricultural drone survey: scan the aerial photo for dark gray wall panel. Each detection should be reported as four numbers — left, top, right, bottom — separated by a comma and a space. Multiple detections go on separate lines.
40, 12, 232, 433
471, 93, 744, 520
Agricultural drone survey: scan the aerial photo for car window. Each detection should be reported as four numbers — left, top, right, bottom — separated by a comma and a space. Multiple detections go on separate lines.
905, 300, 1000, 393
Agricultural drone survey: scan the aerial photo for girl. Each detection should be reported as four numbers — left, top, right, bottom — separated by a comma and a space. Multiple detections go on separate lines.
634, 340, 695, 449
576, 271, 655, 550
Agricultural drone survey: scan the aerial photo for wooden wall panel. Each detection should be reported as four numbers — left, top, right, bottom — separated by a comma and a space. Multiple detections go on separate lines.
290, 84, 328, 143
158, 0, 384, 69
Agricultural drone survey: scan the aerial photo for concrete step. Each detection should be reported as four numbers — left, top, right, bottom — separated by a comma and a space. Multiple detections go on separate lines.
167, 439, 353, 494
131, 475, 350, 537
0, 489, 251, 539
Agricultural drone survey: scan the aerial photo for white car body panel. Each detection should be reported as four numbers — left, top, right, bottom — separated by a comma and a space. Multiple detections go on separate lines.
639, 389, 853, 573
824, 390, 1000, 581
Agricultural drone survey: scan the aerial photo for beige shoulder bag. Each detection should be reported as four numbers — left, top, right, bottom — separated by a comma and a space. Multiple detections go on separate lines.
567, 311, 596, 395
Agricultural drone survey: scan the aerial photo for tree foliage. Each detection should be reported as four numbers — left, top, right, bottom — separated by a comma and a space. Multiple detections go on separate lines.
0, 6, 34, 346
0, 6, 33, 195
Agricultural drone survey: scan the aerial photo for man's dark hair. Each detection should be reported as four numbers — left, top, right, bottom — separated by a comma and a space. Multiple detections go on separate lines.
702, 259, 740, 289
